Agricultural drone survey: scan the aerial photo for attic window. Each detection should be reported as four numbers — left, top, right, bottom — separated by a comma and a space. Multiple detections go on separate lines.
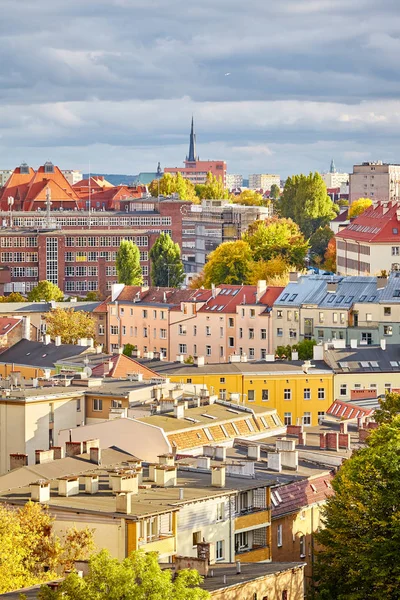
394, 290, 400, 297
20, 162, 30, 174
335, 295, 345, 303
393, 228, 398, 234
310, 484, 317, 493
232, 290, 239, 296
327, 295, 335, 303
281, 293, 289, 301
345, 296, 354, 303
368, 296, 376, 302
324, 480, 332, 488
44, 161, 54, 174
289, 294, 298, 302
359, 295, 367, 301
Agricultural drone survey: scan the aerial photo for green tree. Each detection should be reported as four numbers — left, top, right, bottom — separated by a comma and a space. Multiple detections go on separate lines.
27, 281, 64, 302
349, 197, 373, 218
149, 232, 185, 288
0, 292, 26, 302
45, 308, 96, 344
203, 240, 253, 287
195, 172, 230, 200
0, 502, 93, 594
270, 183, 280, 200
231, 189, 266, 206
39, 549, 210, 600
374, 391, 400, 425
309, 226, 334, 264
292, 338, 316, 360
243, 218, 309, 269
148, 173, 197, 202
116, 240, 143, 286
85, 291, 100, 301
245, 256, 290, 286
315, 415, 400, 599
278, 172, 337, 237
123, 343, 137, 357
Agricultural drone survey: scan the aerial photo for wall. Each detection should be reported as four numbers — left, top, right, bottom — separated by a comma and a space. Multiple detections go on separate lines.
336, 240, 395, 276
334, 371, 400, 402
0, 401, 25, 473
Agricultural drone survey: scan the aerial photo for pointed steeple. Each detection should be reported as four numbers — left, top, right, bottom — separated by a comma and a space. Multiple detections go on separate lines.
330, 159, 336, 173
187, 116, 197, 162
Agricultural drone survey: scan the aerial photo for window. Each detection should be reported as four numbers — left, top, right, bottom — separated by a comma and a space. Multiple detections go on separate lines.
304, 388, 311, 400
249, 328, 254, 339
219, 388, 227, 400
249, 347, 255, 359
216, 540, 224, 561
228, 317, 234, 327
262, 389, 269, 402
361, 332, 372, 345
284, 412, 292, 426
277, 523, 283, 547
340, 313, 346, 324
250, 309, 255, 318
179, 344, 187, 354
332, 312, 338, 323
193, 325, 197, 336
216, 503, 224, 521
110, 325, 119, 335
289, 329, 297, 339
277, 328, 283, 337
205, 326, 211, 336
300, 535, 306, 558
303, 412, 311, 426
248, 390, 255, 402
385, 383, 392, 393
318, 411, 325, 422
318, 330, 324, 339
192, 531, 202, 546
318, 387, 325, 399
220, 327, 224, 338
261, 329, 267, 339
160, 329, 167, 339
287, 310, 292, 321
384, 307, 391, 316
220, 377, 226, 384
142, 310, 148, 318
239, 328, 243, 338
76, 399, 81, 412
179, 324, 187, 335
277, 310, 283, 319
340, 384, 347, 396
228, 337, 234, 347
392, 247, 400, 256
93, 398, 103, 412
319, 312, 324, 323
284, 389, 291, 400
384, 325, 393, 336
206, 345, 211, 356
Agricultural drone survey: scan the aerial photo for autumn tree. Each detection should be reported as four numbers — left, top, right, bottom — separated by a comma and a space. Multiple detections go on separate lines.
315, 414, 400, 599
231, 189, 266, 206
45, 308, 96, 344
278, 172, 337, 237
202, 240, 253, 287
116, 240, 143, 286
245, 256, 290, 286
374, 391, 400, 425
27, 281, 64, 302
309, 226, 334, 264
349, 197, 373, 218
0, 502, 93, 594
195, 172, 230, 200
323, 237, 336, 272
148, 173, 197, 202
243, 218, 309, 269
149, 232, 185, 288
0, 292, 26, 302
39, 549, 210, 600
269, 183, 280, 199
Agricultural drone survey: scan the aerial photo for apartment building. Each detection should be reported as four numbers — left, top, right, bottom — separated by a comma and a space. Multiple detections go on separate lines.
0, 169, 13, 187
349, 161, 400, 204
225, 173, 243, 189
61, 169, 82, 186
248, 174, 280, 191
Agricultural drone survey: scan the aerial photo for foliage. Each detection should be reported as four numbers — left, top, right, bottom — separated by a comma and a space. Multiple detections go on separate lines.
149, 233, 185, 288
184, 355, 194, 364
349, 197, 372, 218
338, 198, 349, 207
85, 291, 100, 301
116, 240, 143, 286
188, 272, 206, 289
278, 172, 337, 237
309, 226, 334, 263
39, 549, 210, 600
0, 292, 26, 302
323, 238, 336, 273
148, 173, 197, 202
0, 502, 94, 594
275, 345, 292, 359
243, 218, 309, 269
231, 189, 266, 206
45, 308, 95, 344
292, 338, 316, 360
195, 172, 230, 200
374, 391, 400, 425
269, 183, 280, 200
315, 416, 400, 599
202, 240, 253, 287
27, 281, 64, 302
245, 257, 290, 286
123, 343, 137, 357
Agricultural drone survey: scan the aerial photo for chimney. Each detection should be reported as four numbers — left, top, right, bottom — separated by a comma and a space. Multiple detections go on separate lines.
256, 279, 267, 302
211, 283, 216, 299
110, 473, 139, 494
215, 446, 226, 461
118, 347, 124, 354
291, 351, 299, 361
236, 561, 241, 574
179, 488, 184, 500
196, 456, 211, 469
194, 355, 205, 367
58, 476, 79, 497
9, 453, 28, 470
158, 454, 175, 466
22, 316, 31, 340
35, 449, 54, 464
96, 345, 103, 354
350, 339, 358, 348
174, 404, 185, 419
176, 354, 184, 363
44, 334, 51, 345
377, 275, 388, 289
50, 446, 64, 460
90, 447, 101, 465
55, 336, 62, 347
83, 439, 100, 453
327, 281, 337, 293
380, 339, 386, 350
247, 445, 261, 461
116, 491, 134, 514
81, 474, 99, 494
313, 344, 324, 360
30, 481, 51, 503
211, 465, 226, 488
154, 465, 177, 487
65, 441, 83, 457
289, 272, 299, 282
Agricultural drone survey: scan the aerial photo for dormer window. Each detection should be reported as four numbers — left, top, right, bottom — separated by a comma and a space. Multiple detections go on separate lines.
44, 161, 54, 174
20, 162, 30, 174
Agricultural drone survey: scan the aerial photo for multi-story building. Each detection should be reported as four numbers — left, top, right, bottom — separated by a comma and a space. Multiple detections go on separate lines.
335, 201, 400, 275
164, 118, 227, 186
0, 169, 13, 187
349, 161, 400, 204
321, 159, 348, 189
61, 169, 83, 186
225, 174, 243, 190
248, 174, 280, 191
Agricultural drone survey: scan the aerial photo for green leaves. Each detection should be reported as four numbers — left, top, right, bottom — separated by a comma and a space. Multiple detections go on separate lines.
45, 308, 95, 344
116, 240, 143, 286
149, 232, 185, 288
203, 240, 253, 287
27, 281, 64, 302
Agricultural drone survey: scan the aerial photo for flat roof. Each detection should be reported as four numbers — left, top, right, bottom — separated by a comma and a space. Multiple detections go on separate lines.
199, 562, 306, 592
138, 359, 332, 376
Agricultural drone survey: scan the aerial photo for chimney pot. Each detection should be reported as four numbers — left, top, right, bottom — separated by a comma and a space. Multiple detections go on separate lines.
211, 465, 226, 488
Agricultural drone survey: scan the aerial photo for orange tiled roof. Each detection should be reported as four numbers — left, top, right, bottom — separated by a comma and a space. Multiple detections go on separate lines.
91, 353, 164, 379
0, 317, 21, 336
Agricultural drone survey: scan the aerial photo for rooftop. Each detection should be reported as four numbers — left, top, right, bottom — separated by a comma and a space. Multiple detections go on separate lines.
199, 562, 306, 593
0, 340, 90, 368
324, 344, 400, 373
336, 201, 400, 243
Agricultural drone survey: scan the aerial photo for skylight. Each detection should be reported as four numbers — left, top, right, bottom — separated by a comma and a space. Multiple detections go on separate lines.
335, 295, 345, 303
281, 293, 289, 301
232, 290, 239, 296
289, 294, 298, 302
345, 296, 354, 303
359, 295, 367, 301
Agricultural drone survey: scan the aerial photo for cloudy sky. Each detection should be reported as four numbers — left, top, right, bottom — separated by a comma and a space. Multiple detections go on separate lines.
1, 0, 400, 177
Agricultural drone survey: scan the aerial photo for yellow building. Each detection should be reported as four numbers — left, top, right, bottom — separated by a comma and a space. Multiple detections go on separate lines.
164, 360, 334, 427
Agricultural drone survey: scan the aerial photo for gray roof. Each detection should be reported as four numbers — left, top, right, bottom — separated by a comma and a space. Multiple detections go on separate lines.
324, 344, 400, 373
0, 339, 89, 368
0, 301, 101, 313
200, 562, 306, 592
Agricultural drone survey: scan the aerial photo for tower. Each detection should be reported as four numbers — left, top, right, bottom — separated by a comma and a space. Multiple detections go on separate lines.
187, 117, 198, 162
330, 159, 336, 174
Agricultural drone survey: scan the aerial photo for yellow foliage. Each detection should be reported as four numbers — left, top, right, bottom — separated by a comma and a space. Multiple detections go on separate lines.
349, 197, 372, 218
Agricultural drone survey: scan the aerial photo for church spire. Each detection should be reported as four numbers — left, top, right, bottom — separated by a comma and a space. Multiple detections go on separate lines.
187, 116, 197, 162
330, 158, 336, 173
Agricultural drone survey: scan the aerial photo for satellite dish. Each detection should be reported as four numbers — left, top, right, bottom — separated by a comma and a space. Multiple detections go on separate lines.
84, 366, 93, 378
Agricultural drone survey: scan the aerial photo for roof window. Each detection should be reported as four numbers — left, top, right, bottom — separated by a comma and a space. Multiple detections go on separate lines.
20, 162, 30, 174
281, 293, 289, 301
44, 161, 54, 174
289, 294, 298, 302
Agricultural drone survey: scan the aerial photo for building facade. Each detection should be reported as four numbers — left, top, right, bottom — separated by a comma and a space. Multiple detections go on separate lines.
349, 161, 400, 204
248, 174, 280, 190
225, 174, 243, 190
61, 169, 83, 186
0, 169, 13, 187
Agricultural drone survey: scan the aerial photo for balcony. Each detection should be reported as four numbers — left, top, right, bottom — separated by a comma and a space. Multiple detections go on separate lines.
234, 507, 270, 531
138, 534, 176, 555
235, 545, 271, 563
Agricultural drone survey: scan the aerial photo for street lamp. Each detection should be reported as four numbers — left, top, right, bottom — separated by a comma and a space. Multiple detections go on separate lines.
7, 196, 14, 227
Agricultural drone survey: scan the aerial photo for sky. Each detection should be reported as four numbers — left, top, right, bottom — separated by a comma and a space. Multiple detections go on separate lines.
1, 0, 400, 177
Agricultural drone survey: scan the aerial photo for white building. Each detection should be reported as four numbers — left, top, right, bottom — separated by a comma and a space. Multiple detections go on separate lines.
349, 162, 400, 204
226, 174, 243, 190
61, 169, 83, 185
0, 170, 13, 187
321, 172, 349, 188
248, 174, 280, 191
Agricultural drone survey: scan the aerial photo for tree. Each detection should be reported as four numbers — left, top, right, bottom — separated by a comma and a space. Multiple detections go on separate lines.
149, 232, 185, 288
85, 291, 100, 301
349, 197, 372, 218
123, 343, 137, 357
278, 172, 337, 237
0, 292, 26, 302
315, 415, 400, 599
243, 218, 309, 269
202, 240, 253, 287
195, 172, 230, 200
45, 308, 96, 344
39, 549, 210, 600
309, 226, 334, 264
148, 173, 197, 202
374, 391, 400, 425
323, 238, 336, 273
292, 338, 316, 360
270, 183, 280, 200
245, 256, 290, 286
231, 189, 266, 206
0, 501, 93, 594
28, 281, 64, 302
116, 240, 143, 286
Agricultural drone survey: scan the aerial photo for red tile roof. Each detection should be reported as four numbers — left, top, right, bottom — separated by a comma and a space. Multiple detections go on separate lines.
198, 285, 282, 314
0, 317, 21, 336
272, 472, 334, 518
91, 353, 163, 379
115, 286, 212, 305
331, 209, 349, 223
336, 201, 400, 243
326, 400, 374, 420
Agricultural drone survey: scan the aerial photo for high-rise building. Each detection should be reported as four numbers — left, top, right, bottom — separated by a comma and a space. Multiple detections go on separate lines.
349, 161, 400, 204
321, 159, 349, 189
0, 170, 13, 187
226, 174, 243, 189
248, 174, 280, 190
164, 118, 227, 186
61, 170, 83, 186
